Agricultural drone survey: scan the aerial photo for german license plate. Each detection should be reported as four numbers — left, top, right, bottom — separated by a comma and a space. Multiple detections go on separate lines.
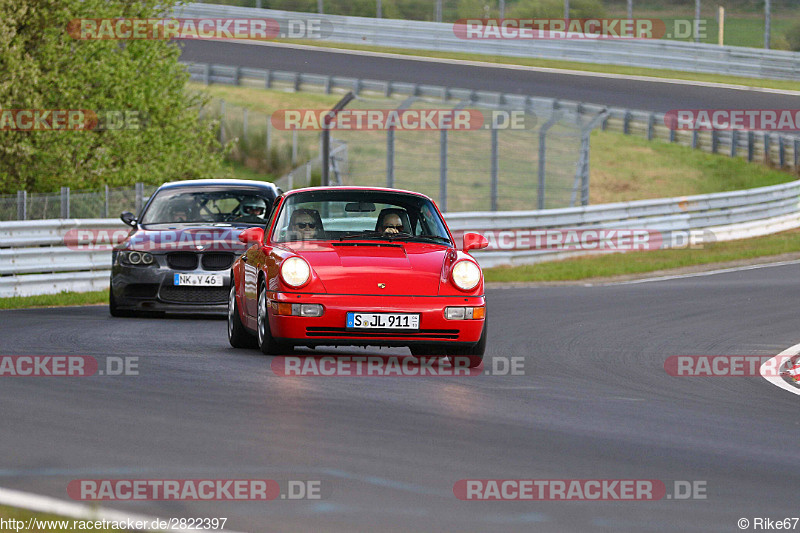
173, 273, 223, 286
347, 312, 420, 330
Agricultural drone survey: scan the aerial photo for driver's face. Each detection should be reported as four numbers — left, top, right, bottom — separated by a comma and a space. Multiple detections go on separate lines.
381, 214, 403, 234
293, 214, 317, 240
244, 206, 264, 218
172, 210, 188, 222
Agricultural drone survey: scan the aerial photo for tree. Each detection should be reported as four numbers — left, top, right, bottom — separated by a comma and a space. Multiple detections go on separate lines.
0, 0, 224, 193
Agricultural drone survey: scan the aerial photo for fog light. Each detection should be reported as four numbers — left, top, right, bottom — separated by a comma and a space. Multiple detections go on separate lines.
445, 307, 466, 320
292, 303, 324, 317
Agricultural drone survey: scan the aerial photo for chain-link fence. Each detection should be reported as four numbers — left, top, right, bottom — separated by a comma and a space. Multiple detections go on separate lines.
0, 184, 159, 221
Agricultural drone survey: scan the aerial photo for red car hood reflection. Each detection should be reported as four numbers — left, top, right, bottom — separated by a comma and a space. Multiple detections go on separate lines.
284, 241, 449, 295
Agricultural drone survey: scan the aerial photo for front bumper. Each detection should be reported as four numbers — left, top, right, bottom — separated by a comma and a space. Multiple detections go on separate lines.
111, 263, 232, 315
266, 292, 486, 348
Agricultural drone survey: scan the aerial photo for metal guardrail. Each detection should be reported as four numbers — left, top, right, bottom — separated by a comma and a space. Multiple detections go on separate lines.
3, 180, 800, 296
182, 61, 800, 171
175, 3, 800, 81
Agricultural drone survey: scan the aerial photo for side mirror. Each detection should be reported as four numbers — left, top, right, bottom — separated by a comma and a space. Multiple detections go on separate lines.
463, 232, 489, 253
120, 212, 137, 227
239, 227, 265, 244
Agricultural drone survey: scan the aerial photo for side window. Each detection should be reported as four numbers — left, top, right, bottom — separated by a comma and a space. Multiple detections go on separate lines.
264, 197, 283, 241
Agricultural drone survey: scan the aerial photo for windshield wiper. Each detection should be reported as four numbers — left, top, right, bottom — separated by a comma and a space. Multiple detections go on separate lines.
339, 231, 387, 241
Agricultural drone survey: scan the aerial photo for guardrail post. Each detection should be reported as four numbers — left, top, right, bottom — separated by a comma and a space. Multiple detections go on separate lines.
294, 73, 301, 92
386, 127, 395, 188
103, 185, 109, 218
439, 128, 447, 212
16, 191, 26, 221
647, 113, 655, 140
795, 139, 799, 169
669, 127, 676, 143
324, 75, 332, 94
764, 133, 771, 164
747, 131, 754, 161
266, 115, 272, 151
490, 126, 498, 211
135, 183, 144, 215
730, 130, 737, 157
601, 114, 609, 131
778, 135, 785, 167
384, 81, 392, 98
264, 70, 271, 89
234, 66, 240, 85
623, 111, 631, 135
60, 187, 70, 219
353, 79, 361, 95
203, 63, 210, 85
711, 129, 718, 153
691, 129, 699, 149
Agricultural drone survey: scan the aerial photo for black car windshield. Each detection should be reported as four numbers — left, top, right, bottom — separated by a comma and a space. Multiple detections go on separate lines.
272, 190, 452, 244
140, 187, 272, 226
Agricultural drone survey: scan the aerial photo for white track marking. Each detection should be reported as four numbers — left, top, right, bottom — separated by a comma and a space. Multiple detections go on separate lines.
218, 40, 800, 96
761, 343, 800, 397
601, 259, 800, 286
0, 486, 245, 532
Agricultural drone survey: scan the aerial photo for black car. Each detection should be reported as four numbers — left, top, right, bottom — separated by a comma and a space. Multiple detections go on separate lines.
110, 179, 281, 316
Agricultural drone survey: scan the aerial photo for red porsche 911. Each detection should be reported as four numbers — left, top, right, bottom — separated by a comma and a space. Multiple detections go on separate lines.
227, 187, 489, 367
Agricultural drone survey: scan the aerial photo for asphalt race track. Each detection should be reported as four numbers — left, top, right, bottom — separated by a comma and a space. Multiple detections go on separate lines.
2, 264, 800, 532
178, 40, 800, 112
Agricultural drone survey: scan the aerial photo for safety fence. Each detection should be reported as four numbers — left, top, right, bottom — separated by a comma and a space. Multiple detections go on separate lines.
2, 179, 798, 296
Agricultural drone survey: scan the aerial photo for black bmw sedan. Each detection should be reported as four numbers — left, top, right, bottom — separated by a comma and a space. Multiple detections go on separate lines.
110, 179, 281, 316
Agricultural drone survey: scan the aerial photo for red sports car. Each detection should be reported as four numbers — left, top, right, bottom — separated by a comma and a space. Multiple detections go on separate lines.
227, 187, 489, 367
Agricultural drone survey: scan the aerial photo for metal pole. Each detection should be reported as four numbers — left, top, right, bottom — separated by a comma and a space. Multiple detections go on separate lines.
104, 185, 109, 218
764, 0, 771, 49
564, 0, 569, 19
292, 129, 298, 166
242, 108, 248, 146
490, 126, 498, 211
256, 0, 261, 7
627, 0, 632, 20
439, 128, 447, 212
377, 0, 382, 18
60, 187, 70, 219
16, 191, 26, 221
718, 6, 724, 45
321, 92, 355, 186
135, 183, 143, 215
266, 116, 272, 151
694, 0, 701, 43
318, 0, 323, 14
538, 112, 561, 210
499, 0, 505, 18
219, 99, 225, 145
435, 0, 442, 22
387, 128, 395, 188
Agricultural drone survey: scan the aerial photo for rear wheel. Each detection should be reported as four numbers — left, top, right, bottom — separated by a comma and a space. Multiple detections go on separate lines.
257, 281, 290, 355
228, 284, 257, 348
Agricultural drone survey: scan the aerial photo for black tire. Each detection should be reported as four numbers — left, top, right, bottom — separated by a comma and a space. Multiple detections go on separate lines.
446, 318, 487, 369
228, 284, 257, 348
257, 280, 290, 355
109, 286, 135, 317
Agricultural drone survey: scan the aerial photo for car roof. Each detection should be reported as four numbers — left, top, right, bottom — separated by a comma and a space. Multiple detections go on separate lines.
157, 179, 280, 193
284, 186, 434, 202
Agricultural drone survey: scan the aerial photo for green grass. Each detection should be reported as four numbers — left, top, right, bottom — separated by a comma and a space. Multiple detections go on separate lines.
0, 505, 128, 532
275, 38, 800, 91
484, 228, 800, 282
0, 290, 108, 310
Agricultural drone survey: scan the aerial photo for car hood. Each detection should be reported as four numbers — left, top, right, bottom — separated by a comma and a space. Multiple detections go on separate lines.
120, 225, 250, 253
284, 241, 451, 295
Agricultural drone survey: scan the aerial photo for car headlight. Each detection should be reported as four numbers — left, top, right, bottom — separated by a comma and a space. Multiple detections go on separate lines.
119, 251, 155, 267
451, 260, 481, 291
281, 257, 311, 288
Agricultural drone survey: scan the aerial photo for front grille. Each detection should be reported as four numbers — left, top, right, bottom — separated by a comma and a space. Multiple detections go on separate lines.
124, 283, 159, 298
305, 327, 460, 340
201, 252, 235, 271
167, 252, 198, 270
159, 285, 228, 304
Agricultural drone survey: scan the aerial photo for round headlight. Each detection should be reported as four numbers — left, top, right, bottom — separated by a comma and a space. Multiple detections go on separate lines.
281, 257, 311, 288
141, 253, 154, 265
451, 260, 481, 291
128, 252, 142, 265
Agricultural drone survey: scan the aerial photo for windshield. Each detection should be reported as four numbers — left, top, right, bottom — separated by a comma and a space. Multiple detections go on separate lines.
272, 190, 451, 245
140, 187, 272, 226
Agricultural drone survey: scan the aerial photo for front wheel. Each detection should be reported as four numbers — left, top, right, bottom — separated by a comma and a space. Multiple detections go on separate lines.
228, 284, 256, 348
257, 281, 290, 355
